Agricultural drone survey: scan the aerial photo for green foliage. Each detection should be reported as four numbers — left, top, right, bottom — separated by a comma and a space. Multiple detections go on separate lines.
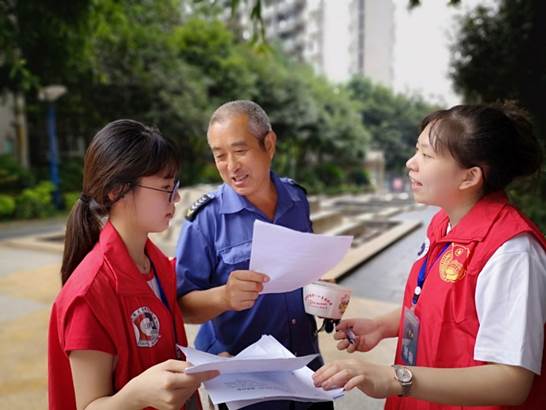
0, 1, 94, 92
346, 77, 437, 172
408, 0, 461, 8
5, 0, 448, 218
314, 163, 347, 188
451, 0, 546, 231
236, 49, 370, 189
508, 173, 546, 233
0, 154, 34, 193
0, 194, 16, 219
198, 163, 223, 184
63, 191, 80, 210
60, 157, 83, 192
348, 168, 370, 186
15, 181, 55, 219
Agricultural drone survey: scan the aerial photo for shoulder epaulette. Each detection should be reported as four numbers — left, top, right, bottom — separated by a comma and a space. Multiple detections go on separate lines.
185, 193, 215, 221
284, 178, 307, 195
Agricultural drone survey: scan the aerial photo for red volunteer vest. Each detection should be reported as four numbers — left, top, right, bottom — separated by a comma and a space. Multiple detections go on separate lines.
48, 222, 201, 410
386, 192, 546, 410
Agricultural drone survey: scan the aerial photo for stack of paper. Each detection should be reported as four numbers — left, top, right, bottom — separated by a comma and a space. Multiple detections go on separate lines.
180, 335, 344, 410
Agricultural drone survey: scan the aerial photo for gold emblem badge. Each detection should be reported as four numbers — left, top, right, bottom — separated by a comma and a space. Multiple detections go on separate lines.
439, 244, 469, 282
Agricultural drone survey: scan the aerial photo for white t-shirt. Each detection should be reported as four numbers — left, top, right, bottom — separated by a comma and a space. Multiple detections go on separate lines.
474, 233, 546, 375
147, 276, 162, 299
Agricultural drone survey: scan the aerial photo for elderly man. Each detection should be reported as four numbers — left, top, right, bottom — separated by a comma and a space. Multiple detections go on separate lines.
175, 100, 332, 410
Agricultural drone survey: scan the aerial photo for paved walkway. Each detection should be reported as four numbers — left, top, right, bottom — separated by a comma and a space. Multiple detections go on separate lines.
0, 206, 435, 409
0, 243, 62, 409
0, 217, 66, 241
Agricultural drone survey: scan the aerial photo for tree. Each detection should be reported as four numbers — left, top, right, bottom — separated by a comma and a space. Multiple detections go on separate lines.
172, 18, 257, 104
451, 0, 546, 229
347, 76, 436, 173
0, 0, 96, 169
7, 1, 446, 196
242, 52, 370, 191
61, 1, 212, 186
19, 1, 212, 186
0, 0, 95, 92
408, 0, 460, 8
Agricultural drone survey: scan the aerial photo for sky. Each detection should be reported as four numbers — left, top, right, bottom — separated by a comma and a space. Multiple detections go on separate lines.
320, 0, 494, 107
392, 0, 495, 106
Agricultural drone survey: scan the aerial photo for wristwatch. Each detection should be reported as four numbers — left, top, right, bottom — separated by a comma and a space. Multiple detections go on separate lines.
392, 365, 413, 397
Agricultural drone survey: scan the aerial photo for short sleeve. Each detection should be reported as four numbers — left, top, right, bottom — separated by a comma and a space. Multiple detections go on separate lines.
63, 298, 116, 355
474, 233, 546, 375
175, 220, 215, 297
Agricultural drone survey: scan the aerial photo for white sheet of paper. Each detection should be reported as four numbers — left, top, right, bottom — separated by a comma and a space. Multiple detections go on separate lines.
206, 369, 341, 405
249, 220, 353, 293
182, 346, 317, 374
180, 335, 343, 407
224, 366, 344, 410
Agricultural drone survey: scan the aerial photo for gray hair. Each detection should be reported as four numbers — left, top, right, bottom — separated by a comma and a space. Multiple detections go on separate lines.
208, 100, 272, 145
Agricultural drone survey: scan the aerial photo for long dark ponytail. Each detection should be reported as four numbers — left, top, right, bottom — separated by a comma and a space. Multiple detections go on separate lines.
61, 119, 180, 285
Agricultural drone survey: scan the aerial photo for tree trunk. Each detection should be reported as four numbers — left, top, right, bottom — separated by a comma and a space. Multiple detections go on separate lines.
14, 91, 29, 168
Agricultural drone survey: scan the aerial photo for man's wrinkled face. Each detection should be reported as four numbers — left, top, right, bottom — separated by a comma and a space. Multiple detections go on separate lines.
208, 114, 275, 200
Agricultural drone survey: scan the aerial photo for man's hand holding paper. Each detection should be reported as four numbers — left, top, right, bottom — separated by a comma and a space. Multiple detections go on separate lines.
223, 270, 270, 311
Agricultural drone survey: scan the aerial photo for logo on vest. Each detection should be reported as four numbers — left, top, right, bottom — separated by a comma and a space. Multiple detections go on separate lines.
131, 306, 160, 347
439, 244, 469, 283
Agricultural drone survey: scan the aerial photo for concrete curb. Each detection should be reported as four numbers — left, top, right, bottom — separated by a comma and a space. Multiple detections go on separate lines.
322, 219, 422, 282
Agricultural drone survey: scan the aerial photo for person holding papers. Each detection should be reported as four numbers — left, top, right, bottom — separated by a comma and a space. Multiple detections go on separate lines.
48, 120, 217, 410
175, 100, 333, 410
312, 103, 546, 410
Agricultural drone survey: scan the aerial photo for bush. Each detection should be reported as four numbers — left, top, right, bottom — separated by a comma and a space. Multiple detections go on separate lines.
508, 175, 546, 233
314, 163, 346, 187
0, 154, 34, 193
348, 168, 370, 186
0, 194, 16, 219
60, 157, 83, 192
64, 191, 80, 210
15, 181, 56, 219
198, 163, 222, 184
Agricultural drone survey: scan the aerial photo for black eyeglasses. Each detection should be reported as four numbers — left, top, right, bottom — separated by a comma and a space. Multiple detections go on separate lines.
135, 180, 180, 202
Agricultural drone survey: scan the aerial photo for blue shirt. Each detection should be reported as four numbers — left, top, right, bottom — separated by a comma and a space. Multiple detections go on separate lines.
175, 173, 325, 410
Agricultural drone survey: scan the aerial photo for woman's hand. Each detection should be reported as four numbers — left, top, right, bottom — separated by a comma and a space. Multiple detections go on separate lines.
334, 318, 385, 353
312, 359, 398, 399
70, 351, 219, 410
129, 359, 218, 410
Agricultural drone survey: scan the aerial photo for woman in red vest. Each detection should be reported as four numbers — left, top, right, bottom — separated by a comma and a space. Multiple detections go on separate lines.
313, 102, 546, 409
48, 120, 218, 410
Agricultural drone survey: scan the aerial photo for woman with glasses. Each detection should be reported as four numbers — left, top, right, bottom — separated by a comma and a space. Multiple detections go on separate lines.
48, 119, 218, 410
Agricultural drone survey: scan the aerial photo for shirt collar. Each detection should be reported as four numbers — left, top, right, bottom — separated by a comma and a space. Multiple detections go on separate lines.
219, 171, 301, 216
218, 181, 248, 214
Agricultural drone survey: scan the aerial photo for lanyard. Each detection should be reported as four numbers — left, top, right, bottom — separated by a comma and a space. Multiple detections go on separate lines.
150, 261, 170, 308
150, 260, 183, 359
412, 242, 450, 305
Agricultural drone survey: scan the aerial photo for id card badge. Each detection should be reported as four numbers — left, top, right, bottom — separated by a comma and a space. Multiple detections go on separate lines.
401, 307, 420, 366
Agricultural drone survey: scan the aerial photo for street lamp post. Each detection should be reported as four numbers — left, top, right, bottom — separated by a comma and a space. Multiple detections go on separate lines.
38, 85, 67, 209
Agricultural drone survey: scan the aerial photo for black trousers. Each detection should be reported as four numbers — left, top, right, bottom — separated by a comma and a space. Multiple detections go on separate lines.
218, 402, 334, 410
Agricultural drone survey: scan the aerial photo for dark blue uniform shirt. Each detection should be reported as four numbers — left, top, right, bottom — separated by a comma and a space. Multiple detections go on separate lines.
175, 172, 324, 410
